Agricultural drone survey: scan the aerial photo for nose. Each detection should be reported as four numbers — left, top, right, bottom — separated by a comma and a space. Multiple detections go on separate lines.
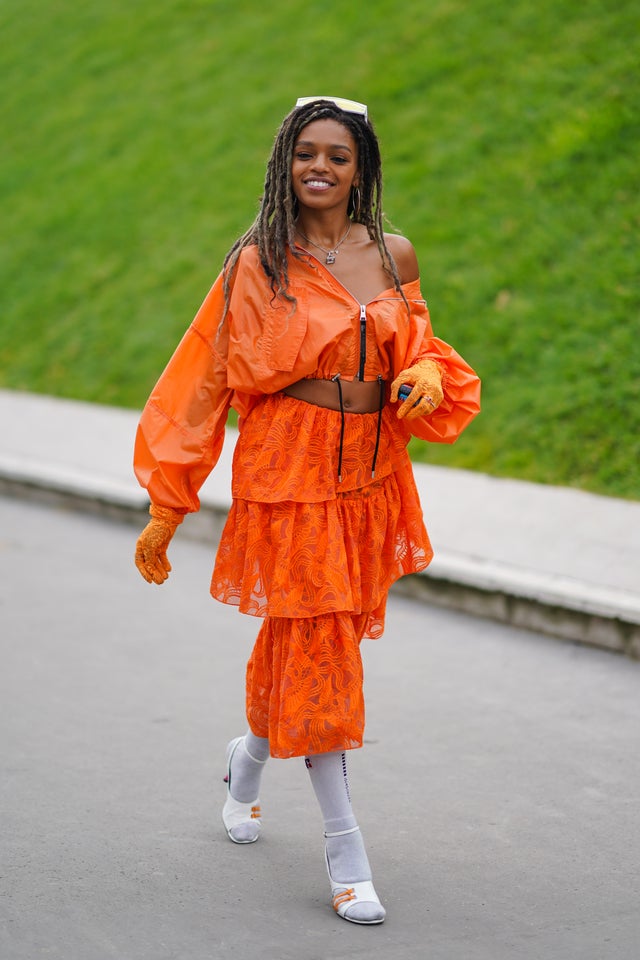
311, 152, 330, 173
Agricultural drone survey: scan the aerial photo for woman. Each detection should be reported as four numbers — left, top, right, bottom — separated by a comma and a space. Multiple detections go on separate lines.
134, 96, 480, 925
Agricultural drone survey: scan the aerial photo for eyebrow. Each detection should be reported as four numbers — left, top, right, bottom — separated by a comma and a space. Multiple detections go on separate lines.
295, 139, 354, 154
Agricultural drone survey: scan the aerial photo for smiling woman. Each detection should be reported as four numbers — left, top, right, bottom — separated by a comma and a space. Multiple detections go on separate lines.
132, 96, 480, 925
292, 118, 359, 264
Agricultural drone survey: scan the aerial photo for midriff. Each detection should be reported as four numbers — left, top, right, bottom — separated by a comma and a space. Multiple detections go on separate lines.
283, 377, 385, 414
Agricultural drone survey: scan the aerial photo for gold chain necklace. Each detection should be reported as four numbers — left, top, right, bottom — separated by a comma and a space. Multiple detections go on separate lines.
296, 220, 352, 264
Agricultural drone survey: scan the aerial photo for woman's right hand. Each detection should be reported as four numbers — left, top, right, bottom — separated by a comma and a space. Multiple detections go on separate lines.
134, 505, 184, 584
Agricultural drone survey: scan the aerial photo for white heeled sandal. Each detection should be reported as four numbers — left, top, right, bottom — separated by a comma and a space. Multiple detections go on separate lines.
222, 736, 263, 844
324, 827, 386, 925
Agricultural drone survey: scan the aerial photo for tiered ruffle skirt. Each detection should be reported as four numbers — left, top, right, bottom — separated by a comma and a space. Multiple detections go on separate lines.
211, 394, 433, 757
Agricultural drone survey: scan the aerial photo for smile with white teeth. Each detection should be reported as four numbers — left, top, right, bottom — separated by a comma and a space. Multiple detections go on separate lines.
305, 179, 332, 189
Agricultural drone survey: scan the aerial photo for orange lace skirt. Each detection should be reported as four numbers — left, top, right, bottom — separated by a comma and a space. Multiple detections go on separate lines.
211, 393, 433, 758
245, 612, 369, 758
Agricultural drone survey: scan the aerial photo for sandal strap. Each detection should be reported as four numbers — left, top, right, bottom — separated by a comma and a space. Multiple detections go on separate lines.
222, 794, 261, 829
329, 880, 383, 920
324, 825, 360, 838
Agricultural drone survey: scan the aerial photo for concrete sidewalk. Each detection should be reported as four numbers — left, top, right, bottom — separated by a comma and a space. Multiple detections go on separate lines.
1, 388, 639, 657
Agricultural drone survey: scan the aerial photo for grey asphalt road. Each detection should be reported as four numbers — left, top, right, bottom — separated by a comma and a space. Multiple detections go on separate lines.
1, 496, 639, 960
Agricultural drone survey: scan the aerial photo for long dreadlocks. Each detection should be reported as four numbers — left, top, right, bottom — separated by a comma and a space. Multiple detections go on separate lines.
220, 99, 406, 317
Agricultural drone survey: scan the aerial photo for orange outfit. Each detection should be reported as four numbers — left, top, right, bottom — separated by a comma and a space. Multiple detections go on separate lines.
134, 245, 480, 758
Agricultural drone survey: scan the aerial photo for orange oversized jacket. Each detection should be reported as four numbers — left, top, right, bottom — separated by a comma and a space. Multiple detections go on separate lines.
134, 245, 480, 512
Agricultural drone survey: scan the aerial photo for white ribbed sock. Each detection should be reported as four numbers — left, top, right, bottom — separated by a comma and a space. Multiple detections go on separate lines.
229, 731, 269, 803
305, 751, 372, 884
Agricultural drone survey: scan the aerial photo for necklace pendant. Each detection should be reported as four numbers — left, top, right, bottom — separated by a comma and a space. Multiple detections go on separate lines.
325, 251, 337, 264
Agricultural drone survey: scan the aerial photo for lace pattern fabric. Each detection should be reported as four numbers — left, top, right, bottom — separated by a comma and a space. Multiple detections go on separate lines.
210, 394, 433, 758
246, 613, 371, 758
231, 392, 410, 500
212, 478, 430, 625
212, 395, 433, 623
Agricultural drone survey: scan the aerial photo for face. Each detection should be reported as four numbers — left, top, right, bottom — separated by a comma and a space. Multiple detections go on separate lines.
291, 118, 360, 213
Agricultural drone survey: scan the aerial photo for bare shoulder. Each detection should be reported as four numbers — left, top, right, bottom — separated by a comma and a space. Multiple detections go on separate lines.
384, 233, 420, 284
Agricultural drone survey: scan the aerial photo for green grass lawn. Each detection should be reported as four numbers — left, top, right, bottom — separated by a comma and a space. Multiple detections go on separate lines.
1, 0, 638, 498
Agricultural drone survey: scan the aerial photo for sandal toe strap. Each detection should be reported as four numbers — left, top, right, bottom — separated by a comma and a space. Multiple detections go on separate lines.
222, 794, 261, 830
330, 880, 380, 917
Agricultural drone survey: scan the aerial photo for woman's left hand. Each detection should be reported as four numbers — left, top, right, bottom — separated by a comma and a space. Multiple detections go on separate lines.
390, 358, 444, 420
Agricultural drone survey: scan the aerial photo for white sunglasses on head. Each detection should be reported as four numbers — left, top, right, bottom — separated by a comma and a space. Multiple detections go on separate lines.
295, 96, 368, 121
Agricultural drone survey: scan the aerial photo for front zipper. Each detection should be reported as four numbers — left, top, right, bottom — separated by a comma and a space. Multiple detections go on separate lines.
358, 303, 367, 381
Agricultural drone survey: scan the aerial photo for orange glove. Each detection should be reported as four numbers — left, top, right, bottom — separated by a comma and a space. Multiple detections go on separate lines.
390, 358, 444, 420
135, 504, 184, 584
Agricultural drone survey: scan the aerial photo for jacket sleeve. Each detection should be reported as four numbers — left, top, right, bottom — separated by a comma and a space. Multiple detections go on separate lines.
133, 273, 233, 511
396, 296, 481, 444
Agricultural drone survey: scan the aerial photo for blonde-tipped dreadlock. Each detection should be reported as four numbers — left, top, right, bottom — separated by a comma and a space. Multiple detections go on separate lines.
220, 99, 407, 318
